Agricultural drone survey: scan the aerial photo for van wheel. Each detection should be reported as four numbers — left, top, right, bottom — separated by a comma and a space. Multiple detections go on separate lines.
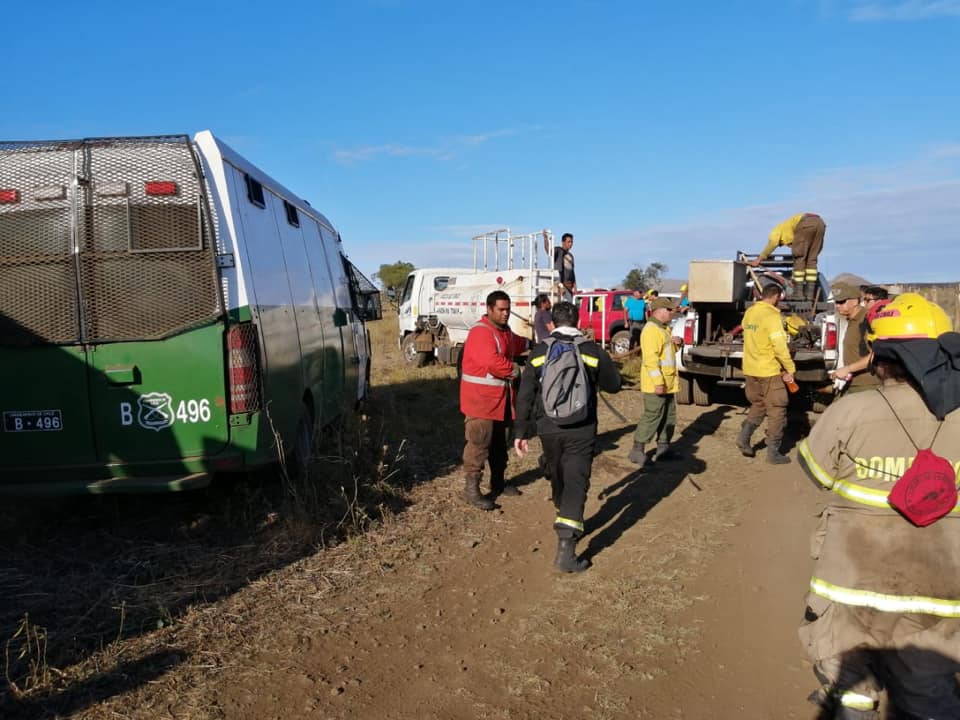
676, 375, 693, 405
693, 377, 713, 406
287, 405, 315, 483
610, 330, 631, 356
401, 334, 430, 367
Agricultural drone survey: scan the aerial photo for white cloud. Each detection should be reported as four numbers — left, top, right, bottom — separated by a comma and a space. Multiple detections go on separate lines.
333, 128, 522, 165
848, 0, 960, 21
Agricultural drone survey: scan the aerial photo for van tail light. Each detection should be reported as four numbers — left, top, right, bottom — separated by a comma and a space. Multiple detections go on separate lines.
145, 181, 178, 196
227, 323, 261, 413
824, 321, 838, 351
0, 189, 20, 204
684, 318, 695, 345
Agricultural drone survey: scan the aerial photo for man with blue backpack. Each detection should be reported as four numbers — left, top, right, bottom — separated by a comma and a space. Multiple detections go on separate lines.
513, 301, 622, 573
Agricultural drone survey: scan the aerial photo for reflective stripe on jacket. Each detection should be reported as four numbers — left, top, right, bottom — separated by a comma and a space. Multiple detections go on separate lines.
742, 301, 796, 377
639, 319, 678, 394
797, 381, 960, 617
459, 317, 521, 420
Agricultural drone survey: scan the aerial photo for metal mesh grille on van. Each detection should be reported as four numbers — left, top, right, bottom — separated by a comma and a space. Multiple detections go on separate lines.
0, 136, 221, 346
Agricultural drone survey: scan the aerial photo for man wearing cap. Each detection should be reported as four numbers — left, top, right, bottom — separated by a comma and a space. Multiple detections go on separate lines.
796, 293, 960, 718
736, 283, 795, 464
830, 281, 880, 394
747, 213, 826, 302
628, 296, 682, 467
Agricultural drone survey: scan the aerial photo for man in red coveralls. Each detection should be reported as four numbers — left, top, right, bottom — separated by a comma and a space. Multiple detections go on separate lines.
459, 290, 526, 510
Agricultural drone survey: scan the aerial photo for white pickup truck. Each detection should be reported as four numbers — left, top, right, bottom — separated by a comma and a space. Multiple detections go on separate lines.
677, 253, 839, 409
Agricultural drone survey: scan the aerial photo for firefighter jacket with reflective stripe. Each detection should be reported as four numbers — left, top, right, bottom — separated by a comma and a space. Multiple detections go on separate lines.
639, 318, 679, 394
797, 380, 960, 617
514, 328, 621, 438
759, 213, 805, 259
742, 301, 796, 377
459, 317, 525, 421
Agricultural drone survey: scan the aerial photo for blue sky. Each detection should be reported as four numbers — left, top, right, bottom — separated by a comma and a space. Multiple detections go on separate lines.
4, 0, 959, 286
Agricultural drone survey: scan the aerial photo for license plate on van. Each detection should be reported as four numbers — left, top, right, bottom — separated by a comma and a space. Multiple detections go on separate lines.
3, 410, 63, 432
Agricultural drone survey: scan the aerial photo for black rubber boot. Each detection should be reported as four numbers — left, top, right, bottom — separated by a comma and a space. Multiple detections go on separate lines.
653, 442, 680, 462
554, 537, 589, 573
789, 282, 806, 301
736, 421, 758, 458
489, 475, 521, 498
766, 443, 791, 465
628, 442, 647, 467
463, 474, 495, 510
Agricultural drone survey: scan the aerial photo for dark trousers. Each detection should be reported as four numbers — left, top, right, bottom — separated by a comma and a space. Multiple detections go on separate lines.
540, 431, 595, 539
744, 375, 788, 444
463, 417, 509, 487
628, 320, 645, 351
633, 393, 676, 446
792, 214, 826, 285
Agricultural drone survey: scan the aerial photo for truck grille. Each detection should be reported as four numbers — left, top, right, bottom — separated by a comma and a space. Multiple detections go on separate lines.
0, 136, 221, 346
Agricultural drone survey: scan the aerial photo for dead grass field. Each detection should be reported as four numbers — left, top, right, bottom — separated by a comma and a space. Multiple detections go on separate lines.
1, 309, 822, 719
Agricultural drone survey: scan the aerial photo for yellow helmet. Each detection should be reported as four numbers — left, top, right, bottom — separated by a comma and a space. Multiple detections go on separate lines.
784, 314, 807, 337
866, 293, 952, 342
680, 283, 688, 292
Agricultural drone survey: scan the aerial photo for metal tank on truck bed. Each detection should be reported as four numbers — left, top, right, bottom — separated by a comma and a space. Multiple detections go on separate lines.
0, 132, 379, 494
398, 229, 560, 367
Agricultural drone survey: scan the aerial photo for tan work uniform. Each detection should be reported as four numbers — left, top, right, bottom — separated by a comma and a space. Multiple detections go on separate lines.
742, 301, 796, 447
796, 381, 960, 716
842, 305, 880, 392
760, 213, 826, 288
633, 318, 679, 447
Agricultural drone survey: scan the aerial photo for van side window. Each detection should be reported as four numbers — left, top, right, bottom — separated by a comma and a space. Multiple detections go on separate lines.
283, 200, 299, 228
245, 174, 265, 208
434, 277, 449, 291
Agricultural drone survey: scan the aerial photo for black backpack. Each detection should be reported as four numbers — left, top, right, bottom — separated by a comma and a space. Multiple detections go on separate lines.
539, 336, 591, 426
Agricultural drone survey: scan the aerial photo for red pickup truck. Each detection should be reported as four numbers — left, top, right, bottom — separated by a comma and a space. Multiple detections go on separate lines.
575, 290, 632, 354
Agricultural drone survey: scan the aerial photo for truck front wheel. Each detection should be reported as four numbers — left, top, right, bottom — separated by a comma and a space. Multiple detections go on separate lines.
401, 333, 431, 367
610, 330, 631, 355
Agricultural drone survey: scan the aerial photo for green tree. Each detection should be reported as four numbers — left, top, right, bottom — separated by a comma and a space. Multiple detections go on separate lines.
374, 260, 415, 305
623, 262, 668, 292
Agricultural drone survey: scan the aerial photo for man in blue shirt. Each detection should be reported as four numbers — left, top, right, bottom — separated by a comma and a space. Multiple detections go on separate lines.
624, 288, 647, 351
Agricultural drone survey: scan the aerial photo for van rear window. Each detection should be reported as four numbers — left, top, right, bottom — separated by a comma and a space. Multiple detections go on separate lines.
245, 174, 265, 208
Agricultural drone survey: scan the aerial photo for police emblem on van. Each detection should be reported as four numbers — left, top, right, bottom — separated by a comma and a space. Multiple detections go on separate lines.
137, 393, 175, 431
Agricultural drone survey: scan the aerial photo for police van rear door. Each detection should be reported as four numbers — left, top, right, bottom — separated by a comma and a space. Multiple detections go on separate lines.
0, 142, 97, 470
76, 138, 230, 463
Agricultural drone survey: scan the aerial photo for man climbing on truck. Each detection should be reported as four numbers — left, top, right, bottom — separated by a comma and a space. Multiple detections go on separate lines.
747, 213, 826, 302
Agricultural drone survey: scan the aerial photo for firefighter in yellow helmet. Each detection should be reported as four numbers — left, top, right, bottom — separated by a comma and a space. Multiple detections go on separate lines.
796, 293, 960, 719
747, 213, 826, 302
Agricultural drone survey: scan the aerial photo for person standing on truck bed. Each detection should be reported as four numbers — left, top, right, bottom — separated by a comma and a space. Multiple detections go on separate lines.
628, 297, 683, 468
830, 281, 881, 394
736, 283, 796, 464
513, 301, 622, 572
796, 293, 960, 719
459, 290, 526, 510
747, 213, 826, 302
551, 232, 577, 302
624, 288, 647, 351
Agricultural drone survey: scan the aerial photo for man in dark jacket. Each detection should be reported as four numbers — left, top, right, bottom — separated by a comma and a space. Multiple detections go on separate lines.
513, 301, 622, 572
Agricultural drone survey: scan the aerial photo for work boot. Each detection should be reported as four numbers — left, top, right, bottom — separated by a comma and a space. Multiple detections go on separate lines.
653, 442, 680, 462
554, 537, 589, 573
766, 443, 791, 465
627, 442, 647, 467
789, 282, 805, 301
735, 421, 758, 458
463, 474, 495, 510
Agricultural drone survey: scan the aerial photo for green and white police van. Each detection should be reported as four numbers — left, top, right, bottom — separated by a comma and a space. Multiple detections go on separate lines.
0, 132, 378, 494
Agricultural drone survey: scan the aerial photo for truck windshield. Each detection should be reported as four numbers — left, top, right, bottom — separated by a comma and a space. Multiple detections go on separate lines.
401, 274, 415, 304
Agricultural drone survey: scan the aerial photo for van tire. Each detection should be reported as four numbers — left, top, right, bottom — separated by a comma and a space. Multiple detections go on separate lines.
676, 374, 693, 405
287, 405, 315, 483
693, 377, 713, 406
610, 330, 631, 356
